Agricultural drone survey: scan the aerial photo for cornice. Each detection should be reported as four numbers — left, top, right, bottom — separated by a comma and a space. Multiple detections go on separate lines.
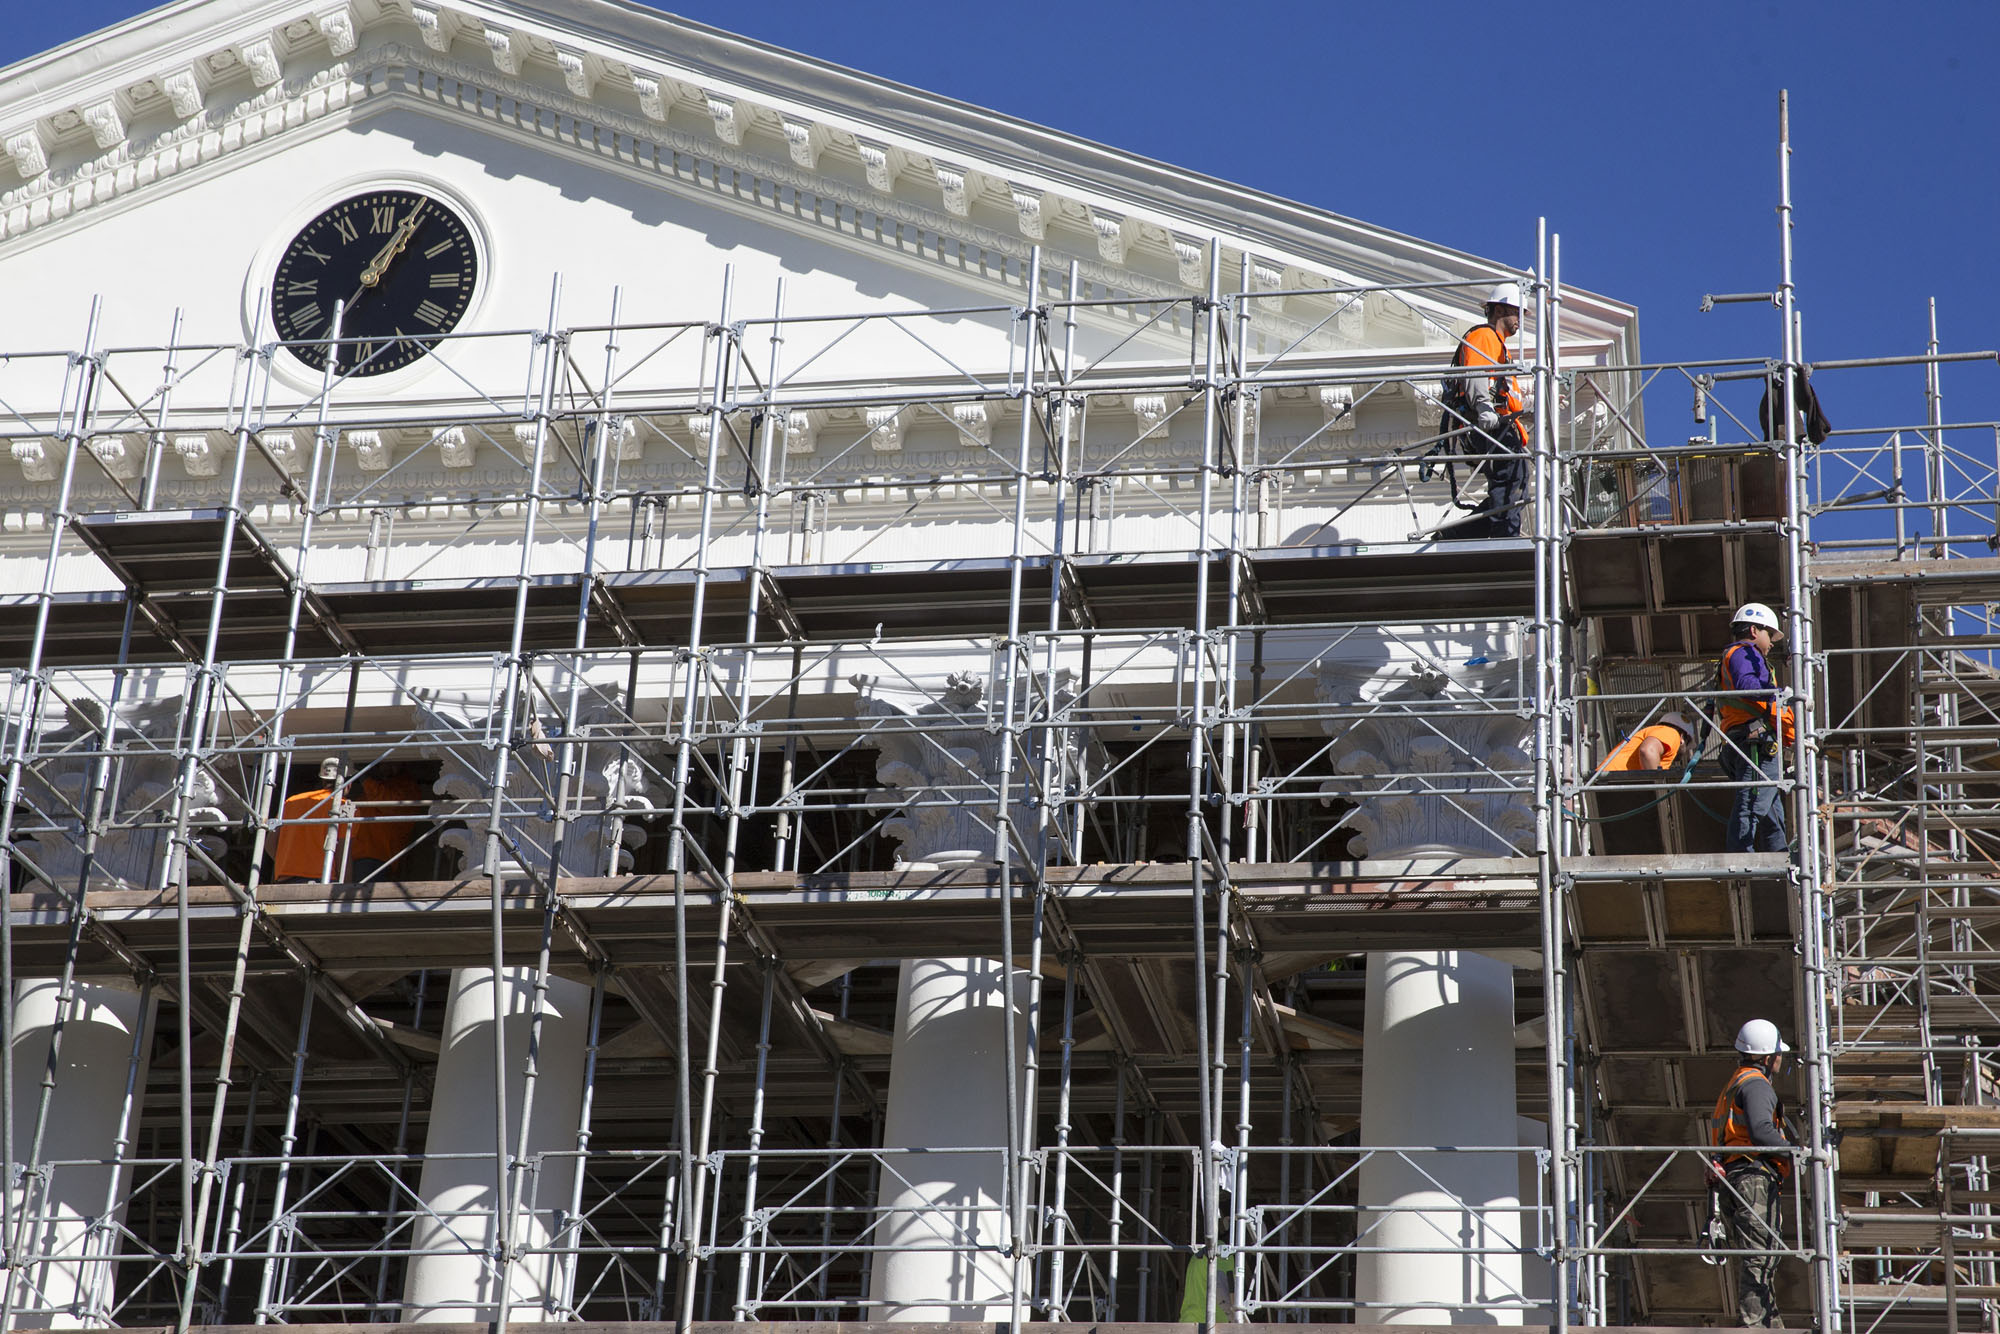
0, 0, 1639, 358
0, 40, 1387, 361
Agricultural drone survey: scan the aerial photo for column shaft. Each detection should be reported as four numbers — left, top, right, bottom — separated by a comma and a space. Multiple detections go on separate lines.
868, 957, 1030, 1321
1358, 949, 1524, 1324
7, 978, 154, 1328
402, 968, 589, 1323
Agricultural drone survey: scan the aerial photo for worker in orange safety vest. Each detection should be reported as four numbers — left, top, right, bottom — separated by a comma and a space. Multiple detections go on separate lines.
1708, 1018, 1797, 1327
1449, 281, 1531, 538
1717, 602, 1796, 853
1598, 711, 1698, 773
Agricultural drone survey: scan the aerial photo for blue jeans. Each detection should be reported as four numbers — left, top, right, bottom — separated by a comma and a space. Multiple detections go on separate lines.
1460, 451, 1526, 538
1722, 724, 1788, 853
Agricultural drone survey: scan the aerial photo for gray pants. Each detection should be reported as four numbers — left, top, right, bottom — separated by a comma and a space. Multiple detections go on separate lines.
1723, 1166, 1784, 1327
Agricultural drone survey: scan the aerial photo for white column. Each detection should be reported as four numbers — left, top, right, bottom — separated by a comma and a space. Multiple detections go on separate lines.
1319, 635, 1535, 1325
1517, 1115, 1554, 1324
7, 978, 154, 1328
402, 968, 590, 1323
1357, 950, 1524, 1324
868, 957, 1031, 1320
850, 670, 1080, 1319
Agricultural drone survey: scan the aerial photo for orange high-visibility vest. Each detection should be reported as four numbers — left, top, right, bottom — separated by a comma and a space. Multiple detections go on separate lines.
348, 774, 426, 868
1716, 642, 1797, 742
1456, 325, 1525, 446
1598, 724, 1686, 773
1709, 1065, 1792, 1179
271, 786, 351, 881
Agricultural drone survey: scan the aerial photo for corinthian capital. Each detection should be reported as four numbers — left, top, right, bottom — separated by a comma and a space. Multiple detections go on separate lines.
1316, 634, 1533, 860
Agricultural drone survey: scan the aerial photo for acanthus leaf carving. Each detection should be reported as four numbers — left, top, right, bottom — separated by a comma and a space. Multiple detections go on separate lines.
630, 71, 667, 122
556, 49, 597, 100
1130, 394, 1169, 441
410, 6, 455, 54
5, 128, 49, 179
344, 429, 389, 471
1320, 385, 1357, 432
780, 408, 822, 456
12, 438, 55, 482
419, 692, 664, 878
1172, 234, 1205, 287
590, 414, 640, 461
856, 139, 899, 193
934, 161, 970, 217
434, 426, 474, 469
852, 668, 1087, 870
315, 4, 359, 57
863, 405, 906, 453
705, 93, 742, 145
952, 402, 992, 447
89, 435, 139, 480
1009, 185, 1044, 240
1087, 206, 1135, 266
80, 100, 126, 151
1316, 646, 1533, 860
162, 68, 205, 119
239, 37, 284, 88
781, 117, 825, 169
1412, 379, 1444, 429
20, 694, 245, 891
173, 432, 219, 477
257, 428, 305, 472
483, 24, 524, 76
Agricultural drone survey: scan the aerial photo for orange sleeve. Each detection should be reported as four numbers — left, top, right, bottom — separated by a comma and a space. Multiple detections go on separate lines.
273, 788, 345, 880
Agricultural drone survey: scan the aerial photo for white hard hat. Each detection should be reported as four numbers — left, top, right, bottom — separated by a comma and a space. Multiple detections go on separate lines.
1734, 1018, 1790, 1055
1658, 711, 1696, 738
1484, 281, 1523, 310
1732, 602, 1783, 638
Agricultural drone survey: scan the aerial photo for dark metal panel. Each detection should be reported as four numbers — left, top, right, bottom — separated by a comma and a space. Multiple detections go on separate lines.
768, 556, 1052, 639
1249, 540, 1535, 622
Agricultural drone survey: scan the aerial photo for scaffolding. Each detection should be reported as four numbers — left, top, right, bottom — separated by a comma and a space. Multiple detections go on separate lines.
0, 96, 1993, 1333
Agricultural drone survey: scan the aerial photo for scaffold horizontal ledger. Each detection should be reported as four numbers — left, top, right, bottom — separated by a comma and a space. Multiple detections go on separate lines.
2, 102, 1999, 1334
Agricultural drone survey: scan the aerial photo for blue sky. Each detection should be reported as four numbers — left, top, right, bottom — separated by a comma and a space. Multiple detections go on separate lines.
8, 1, 2000, 463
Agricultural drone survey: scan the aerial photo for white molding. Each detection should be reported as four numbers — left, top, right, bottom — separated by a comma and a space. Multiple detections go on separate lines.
1008, 184, 1043, 240
4, 128, 48, 180
80, 100, 127, 151
482, 23, 525, 77
629, 70, 666, 122
411, 5, 457, 53
555, 48, 598, 100
704, 92, 742, 146
780, 116, 825, 169
173, 432, 220, 476
315, 4, 359, 58
933, 161, 970, 218
239, 37, 285, 88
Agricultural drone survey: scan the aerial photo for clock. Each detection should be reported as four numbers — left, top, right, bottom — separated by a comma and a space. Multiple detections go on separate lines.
270, 188, 480, 377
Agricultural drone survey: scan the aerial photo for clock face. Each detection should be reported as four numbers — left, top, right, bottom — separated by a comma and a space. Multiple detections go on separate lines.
270, 189, 480, 377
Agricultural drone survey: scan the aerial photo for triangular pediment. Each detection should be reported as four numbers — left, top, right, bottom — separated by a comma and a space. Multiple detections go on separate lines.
0, 0, 1636, 374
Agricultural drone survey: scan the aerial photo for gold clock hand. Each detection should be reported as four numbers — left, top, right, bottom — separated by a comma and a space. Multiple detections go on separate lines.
359, 199, 429, 288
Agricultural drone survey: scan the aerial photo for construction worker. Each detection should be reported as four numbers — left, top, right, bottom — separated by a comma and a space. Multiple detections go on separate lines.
1717, 603, 1795, 853
1451, 281, 1530, 539
1598, 711, 1698, 773
1708, 1018, 1797, 1327
272, 757, 356, 882
346, 763, 428, 881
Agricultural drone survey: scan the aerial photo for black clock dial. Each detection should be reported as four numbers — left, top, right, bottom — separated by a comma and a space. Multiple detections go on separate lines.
271, 189, 479, 377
